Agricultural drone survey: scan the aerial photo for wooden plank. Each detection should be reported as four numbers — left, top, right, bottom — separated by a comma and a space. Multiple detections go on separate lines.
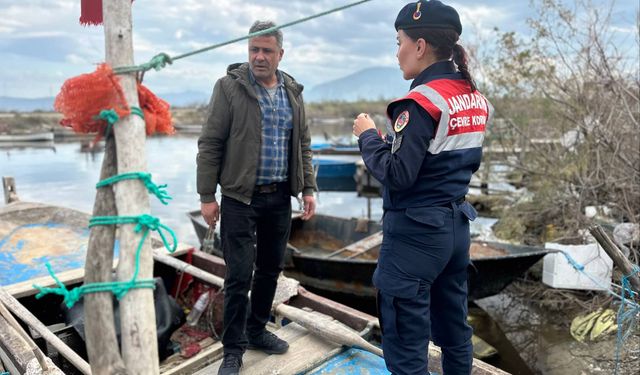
0, 296, 49, 371
0, 288, 91, 374
160, 341, 224, 375
344, 231, 383, 259
326, 231, 383, 259
242, 332, 339, 375
4, 267, 91, 299
0, 314, 32, 374
0, 345, 22, 375
194, 322, 312, 375
4, 243, 191, 298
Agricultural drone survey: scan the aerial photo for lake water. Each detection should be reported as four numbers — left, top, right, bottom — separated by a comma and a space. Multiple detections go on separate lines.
0, 135, 386, 247
1, 132, 499, 247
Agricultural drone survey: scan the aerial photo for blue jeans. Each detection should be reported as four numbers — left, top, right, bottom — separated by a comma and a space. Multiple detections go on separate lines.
219, 183, 291, 355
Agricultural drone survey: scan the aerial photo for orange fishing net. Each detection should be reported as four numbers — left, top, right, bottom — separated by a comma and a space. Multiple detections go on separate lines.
55, 63, 174, 136
55, 64, 129, 134
138, 83, 174, 135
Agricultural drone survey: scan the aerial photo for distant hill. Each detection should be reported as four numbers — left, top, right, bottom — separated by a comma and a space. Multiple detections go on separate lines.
157, 90, 209, 107
0, 68, 409, 111
305, 67, 409, 103
0, 90, 209, 112
0, 96, 54, 112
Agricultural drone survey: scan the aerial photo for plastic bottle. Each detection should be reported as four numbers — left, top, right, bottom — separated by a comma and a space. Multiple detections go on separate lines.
186, 290, 211, 326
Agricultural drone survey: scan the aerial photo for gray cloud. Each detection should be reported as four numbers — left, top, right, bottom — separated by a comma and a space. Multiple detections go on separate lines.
0, 0, 636, 98
2, 35, 81, 62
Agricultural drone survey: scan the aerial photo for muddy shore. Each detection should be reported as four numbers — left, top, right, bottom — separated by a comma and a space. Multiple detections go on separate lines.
476, 280, 639, 375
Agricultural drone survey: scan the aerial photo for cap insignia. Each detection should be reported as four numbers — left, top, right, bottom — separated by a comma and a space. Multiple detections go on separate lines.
412, 2, 422, 20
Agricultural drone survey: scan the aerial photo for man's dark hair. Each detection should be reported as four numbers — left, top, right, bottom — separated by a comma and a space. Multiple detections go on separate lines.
249, 20, 283, 48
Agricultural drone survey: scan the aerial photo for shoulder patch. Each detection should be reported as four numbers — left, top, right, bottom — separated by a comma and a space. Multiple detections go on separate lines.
394, 110, 410, 132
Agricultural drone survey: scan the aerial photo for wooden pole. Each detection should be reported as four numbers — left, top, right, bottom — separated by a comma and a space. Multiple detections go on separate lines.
83, 136, 128, 374
274, 303, 383, 357
2, 176, 19, 204
153, 250, 225, 287
589, 224, 640, 292
103, 1, 158, 372
0, 288, 91, 375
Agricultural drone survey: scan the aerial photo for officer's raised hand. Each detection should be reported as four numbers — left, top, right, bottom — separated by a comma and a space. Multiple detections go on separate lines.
353, 113, 376, 137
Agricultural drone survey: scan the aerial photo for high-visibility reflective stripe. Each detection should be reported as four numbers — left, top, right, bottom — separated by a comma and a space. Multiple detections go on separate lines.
441, 131, 485, 152
409, 85, 451, 154
408, 83, 492, 154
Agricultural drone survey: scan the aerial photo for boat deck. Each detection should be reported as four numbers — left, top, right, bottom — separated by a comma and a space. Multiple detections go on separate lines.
197, 322, 342, 374
160, 308, 377, 375
0, 202, 91, 288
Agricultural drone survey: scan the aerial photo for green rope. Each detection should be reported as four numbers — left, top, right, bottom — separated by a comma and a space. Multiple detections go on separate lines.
130, 106, 145, 119
34, 263, 156, 308
34, 214, 176, 308
99, 109, 119, 137
89, 214, 177, 255
99, 109, 119, 124
96, 172, 172, 205
113, 0, 372, 74
98, 107, 144, 137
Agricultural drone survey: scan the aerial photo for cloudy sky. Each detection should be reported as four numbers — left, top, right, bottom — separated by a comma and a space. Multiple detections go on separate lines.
0, 0, 636, 98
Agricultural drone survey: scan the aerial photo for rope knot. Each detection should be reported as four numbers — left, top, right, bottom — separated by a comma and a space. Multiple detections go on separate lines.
136, 214, 160, 232
149, 53, 173, 71
96, 172, 172, 205
98, 109, 120, 125
65, 288, 84, 307
139, 173, 172, 205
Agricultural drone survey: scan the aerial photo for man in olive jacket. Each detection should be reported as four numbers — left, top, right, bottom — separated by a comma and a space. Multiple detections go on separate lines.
196, 20, 316, 375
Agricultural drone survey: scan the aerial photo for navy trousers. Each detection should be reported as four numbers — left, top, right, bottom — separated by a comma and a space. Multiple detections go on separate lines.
219, 184, 291, 355
373, 201, 475, 375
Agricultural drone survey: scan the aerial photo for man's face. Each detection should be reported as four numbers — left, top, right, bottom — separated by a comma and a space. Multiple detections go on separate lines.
248, 35, 284, 83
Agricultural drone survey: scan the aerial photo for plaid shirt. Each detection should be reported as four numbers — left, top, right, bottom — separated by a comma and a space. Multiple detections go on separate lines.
250, 70, 293, 185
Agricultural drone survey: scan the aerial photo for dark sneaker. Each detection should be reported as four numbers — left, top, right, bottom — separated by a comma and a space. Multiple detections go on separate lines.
217, 353, 242, 375
247, 330, 289, 354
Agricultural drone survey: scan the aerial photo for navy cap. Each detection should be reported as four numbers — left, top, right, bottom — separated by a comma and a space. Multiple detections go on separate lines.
395, 0, 462, 35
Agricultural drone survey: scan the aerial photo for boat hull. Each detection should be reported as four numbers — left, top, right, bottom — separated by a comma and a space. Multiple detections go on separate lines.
189, 211, 549, 301
0, 132, 54, 142
312, 158, 357, 191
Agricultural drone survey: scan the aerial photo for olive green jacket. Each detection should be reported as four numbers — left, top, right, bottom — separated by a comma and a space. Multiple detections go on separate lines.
197, 63, 316, 204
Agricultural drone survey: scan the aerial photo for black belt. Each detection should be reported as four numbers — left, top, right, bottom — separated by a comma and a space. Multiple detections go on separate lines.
386, 198, 466, 212
254, 182, 284, 194
437, 197, 465, 207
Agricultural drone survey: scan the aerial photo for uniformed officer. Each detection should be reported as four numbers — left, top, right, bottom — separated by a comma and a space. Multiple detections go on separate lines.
353, 1, 493, 374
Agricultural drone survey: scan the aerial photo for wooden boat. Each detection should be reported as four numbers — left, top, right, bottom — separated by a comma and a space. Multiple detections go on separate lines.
0, 140, 55, 151
0, 132, 54, 142
313, 158, 357, 191
311, 143, 360, 156
1, 201, 507, 374
173, 124, 202, 135
189, 212, 550, 301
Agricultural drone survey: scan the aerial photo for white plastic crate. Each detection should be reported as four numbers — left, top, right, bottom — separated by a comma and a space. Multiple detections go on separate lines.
542, 242, 613, 291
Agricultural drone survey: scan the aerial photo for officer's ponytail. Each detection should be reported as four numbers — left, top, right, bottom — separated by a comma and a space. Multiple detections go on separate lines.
404, 28, 477, 93
452, 44, 477, 92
